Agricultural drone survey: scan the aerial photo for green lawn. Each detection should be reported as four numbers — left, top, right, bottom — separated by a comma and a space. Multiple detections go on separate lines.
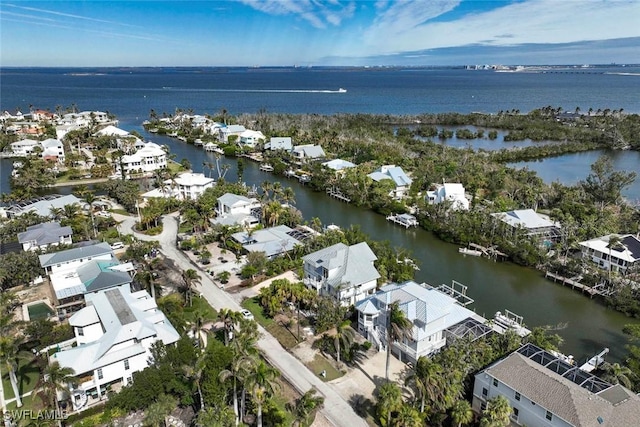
306, 354, 343, 382
183, 294, 218, 323
242, 298, 300, 350
2, 358, 41, 402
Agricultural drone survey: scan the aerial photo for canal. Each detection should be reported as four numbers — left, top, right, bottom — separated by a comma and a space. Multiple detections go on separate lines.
144, 130, 635, 364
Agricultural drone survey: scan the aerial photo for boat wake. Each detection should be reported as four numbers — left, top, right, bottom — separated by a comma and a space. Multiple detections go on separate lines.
160, 87, 346, 93
605, 72, 640, 76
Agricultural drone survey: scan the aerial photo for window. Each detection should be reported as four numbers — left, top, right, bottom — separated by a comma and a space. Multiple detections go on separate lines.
492, 378, 498, 387
124, 359, 130, 370
512, 408, 519, 421
77, 327, 84, 336
97, 368, 103, 380
482, 387, 488, 397
480, 402, 487, 411
546, 411, 553, 421
515, 392, 521, 401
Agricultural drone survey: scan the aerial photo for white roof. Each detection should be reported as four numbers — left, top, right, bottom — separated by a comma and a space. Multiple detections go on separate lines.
323, 159, 356, 171
579, 234, 640, 263
491, 209, 559, 229
368, 165, 412, 187
174, 172, 215, 187
218, 193, 258, 207
95, 125, 129, 137
122, 142, 165, 162
240, 130, 265, 139
11, 139, 39, 148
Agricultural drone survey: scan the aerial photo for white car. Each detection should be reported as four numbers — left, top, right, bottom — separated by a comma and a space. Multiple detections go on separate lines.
110, 242, 125, 250
240, 309, 254, 321
96, 211, 111, 218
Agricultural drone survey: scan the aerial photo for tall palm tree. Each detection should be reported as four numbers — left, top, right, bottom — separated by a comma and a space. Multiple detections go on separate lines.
33, 361, 75, 413
183, 352, 207, 411
219, 355, 253, 426
375, 382, 403, 427
82, 191, 98, 238
181, 269, 201, 307
394, 405, 423, 427
450, 399, 474, 427
385, 301, 413, 381
333, 320, 356, 364
606, 234, 622, 283
599, 362, 635, 388
218, 309, 242, 346
480, 395, 512, 427
404, 356, 445, 414
247, 360, 280, 427
144, 393, 177, 427
291, 387, 324, 427
0, 337, 29, 407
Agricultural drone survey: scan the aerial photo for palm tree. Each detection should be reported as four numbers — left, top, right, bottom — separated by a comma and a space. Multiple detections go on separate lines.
183, 352, 207, 411
333, 320, 356, 364
599, 362, 635, 388
219, 356, 253, 426
606, 234, 622, 283
375, 382, 403, 427
189, 307, 211, 349
33, 361, 75, 413
247, 360, 280, 427
0, 337, 29, 407
480, 395, 512, 427
404, 355, 444, 413
450, 399, 474, 427
385, 301, 413, 381
82, 191, 98, 238
218, 309, 242, 346
394, 405, 423, 427
144, 393, 177, 427
181, 269, 201, 307
290, 387, 324, 427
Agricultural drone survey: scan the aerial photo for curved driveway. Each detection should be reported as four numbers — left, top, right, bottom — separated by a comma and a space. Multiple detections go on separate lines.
116, 213, 368, 427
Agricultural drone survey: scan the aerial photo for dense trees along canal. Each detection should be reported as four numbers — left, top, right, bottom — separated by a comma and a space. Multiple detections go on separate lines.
144, 131, 634, 364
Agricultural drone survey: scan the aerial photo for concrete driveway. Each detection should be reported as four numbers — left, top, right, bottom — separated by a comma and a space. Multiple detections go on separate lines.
117, 213, 369, 427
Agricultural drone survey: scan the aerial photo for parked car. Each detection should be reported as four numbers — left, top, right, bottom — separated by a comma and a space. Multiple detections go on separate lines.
110, 242, 125, 250
240, 309, 254, 320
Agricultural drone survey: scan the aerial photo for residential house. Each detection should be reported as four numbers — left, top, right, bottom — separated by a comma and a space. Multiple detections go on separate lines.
265, 137, 293, 151
303, 242, 380, 306
212, 193, 261, 228
579, 234, 640, 274
239, 130, 266, 148
17, 222, 73, 252
472, 343, 640, 426
218, 125, 246, 143
31, 109, 57, 122
49, 259, 134, 318
367, 165, 413, 199
491, 209, 562, 242
55, 123, 83, 140
10, 139, 41, 157
117, 142, 167, 177
142, 172, 214, 201
322, 159, 356, 172
231, 225, 303, 259
292, 145, 326, 164
39, 242, 115, 276
40, 138, 65, 163
5, 194, 82, 218
426, 182, 470, 210
51, 286, 179, 407
355, 281, 486, 362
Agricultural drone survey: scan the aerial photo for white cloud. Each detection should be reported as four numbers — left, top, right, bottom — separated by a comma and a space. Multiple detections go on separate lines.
237, 0, 355, 28
361, 0, 640, 56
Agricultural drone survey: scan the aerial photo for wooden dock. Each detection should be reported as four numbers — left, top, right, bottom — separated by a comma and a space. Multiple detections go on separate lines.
326, 187, 351, 203
544, 271, 613, 298
469, 243, 507, 260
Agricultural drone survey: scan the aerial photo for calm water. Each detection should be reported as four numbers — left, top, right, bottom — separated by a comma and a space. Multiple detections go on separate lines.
1, 67, 639, 362
509, 150, 640, 204
417, 126, 558, 151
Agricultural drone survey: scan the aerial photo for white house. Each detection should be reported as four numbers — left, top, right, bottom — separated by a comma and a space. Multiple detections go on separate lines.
426, 183, 470, 210
472, 343, 640, 426
10, 139, 40, 156
238, 130, 265, 148
303, 242, 380, 306
94, 125, 130, 138
355, 281, 486, 362
265, 137, 293, 151
39, 242, 115, 275
579, 234, 640, 274
292, 145, 326, 164
142, 172, 214, 201
367, 165, 413, 199
322, 159, 356, 172
219, 125, 246, 142
491, 209, 561, 242
231, 225, 303, 259
40, 138, 65, 163
117, 142, 167, 176
51, 286, 180, 407
212, 193, 261, 228
5, 194, 82, 218
17, 222, 73, 252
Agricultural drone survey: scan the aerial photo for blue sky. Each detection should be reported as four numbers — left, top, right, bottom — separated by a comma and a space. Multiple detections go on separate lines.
1, 0, 639, 67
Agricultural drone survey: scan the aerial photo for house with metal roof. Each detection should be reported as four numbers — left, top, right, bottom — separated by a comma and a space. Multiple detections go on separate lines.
426, 182, 470, 210
51, 286, 180, 408
239, 129, 266, 148
292, 144, 326, 164
491, 209, 562, 242
218, 124, 246, 142
39, 242, 115, 275
10, 138, 40, 156
303, 242, 380, 306
5, 194, 82, 218
355, 280, 487, 362
141, 172, 215, 201
17, 222, 73, 251
579, 234, 640, 274
212, 193, 261, 228
265, 137, 293, 151
473, 343, 640, 426
322, 159, 357, 172
117, 142, 167, 177
231, 225, 303, 258
367, 165, 413, 199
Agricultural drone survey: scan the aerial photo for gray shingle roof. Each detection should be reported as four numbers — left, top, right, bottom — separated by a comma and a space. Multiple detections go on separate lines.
17, 222, 72, 246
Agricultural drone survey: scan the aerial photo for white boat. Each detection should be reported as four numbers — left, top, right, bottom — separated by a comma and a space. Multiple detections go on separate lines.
386, 214, 418, 228
338, 88, 347, 93
459, 247, 482, 256
194, 138, 203, 146
204, 143, 224, 154
259, 164, 274, 172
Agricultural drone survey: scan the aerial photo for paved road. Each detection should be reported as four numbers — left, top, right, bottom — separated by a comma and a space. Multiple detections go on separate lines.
117, 214, 368, 427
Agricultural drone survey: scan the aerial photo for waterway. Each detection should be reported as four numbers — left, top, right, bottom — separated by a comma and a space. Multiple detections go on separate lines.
141, 130, 635, 364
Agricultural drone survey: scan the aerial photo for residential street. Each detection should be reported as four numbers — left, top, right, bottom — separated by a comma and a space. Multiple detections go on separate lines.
116, 213, 369, 427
